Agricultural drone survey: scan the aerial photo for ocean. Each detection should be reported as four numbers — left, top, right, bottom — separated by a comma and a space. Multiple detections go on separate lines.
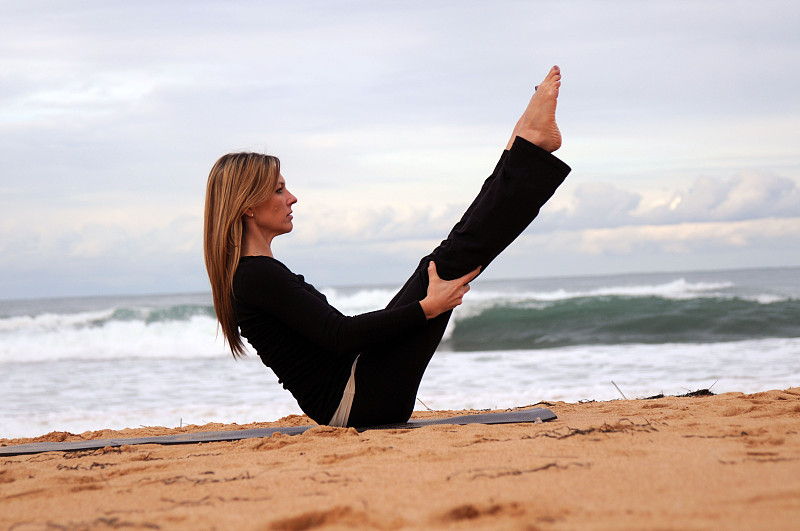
1, 266, 798, 439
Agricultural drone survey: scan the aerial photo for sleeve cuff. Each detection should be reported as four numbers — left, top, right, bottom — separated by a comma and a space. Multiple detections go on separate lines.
508, 136, 571, 177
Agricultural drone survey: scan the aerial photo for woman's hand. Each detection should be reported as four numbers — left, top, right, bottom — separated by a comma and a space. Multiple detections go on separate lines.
419, 261, 481, 320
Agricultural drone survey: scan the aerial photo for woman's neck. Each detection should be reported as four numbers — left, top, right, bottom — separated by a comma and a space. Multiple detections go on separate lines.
241, 227, 274, 257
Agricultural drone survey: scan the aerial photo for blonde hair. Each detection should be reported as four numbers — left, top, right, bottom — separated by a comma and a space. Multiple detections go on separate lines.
204, 152, 281, 358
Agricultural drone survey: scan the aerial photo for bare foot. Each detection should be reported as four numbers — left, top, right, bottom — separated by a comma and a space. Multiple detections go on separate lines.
506, 66, 562, 152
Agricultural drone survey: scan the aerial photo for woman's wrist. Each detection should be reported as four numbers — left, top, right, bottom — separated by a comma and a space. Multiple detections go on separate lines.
419, 299, 437, 320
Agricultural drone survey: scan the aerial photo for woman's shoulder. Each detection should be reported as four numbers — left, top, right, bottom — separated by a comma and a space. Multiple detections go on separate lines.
233, 255, 326, 307
234, 255, 311, 290
238, 254, 289, 271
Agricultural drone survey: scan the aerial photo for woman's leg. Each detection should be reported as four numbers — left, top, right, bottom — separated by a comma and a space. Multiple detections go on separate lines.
348, 67, 570, 426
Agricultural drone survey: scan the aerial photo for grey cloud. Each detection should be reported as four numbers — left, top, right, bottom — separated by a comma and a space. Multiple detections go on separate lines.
294, 203, 464, 245
645, 173, 800, 224
544, 183, 641, 230
0, 213, 205, 298
539, 172, 800, 231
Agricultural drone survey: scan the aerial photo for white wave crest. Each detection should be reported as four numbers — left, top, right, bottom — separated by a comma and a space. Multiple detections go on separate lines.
319, 287, 396, 314
0, 315, 231, 363
0, 309, 116, 334
468, 278, 735, 303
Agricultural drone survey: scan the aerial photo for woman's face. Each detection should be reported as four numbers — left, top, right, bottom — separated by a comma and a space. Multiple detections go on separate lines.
249, 175, 298, 239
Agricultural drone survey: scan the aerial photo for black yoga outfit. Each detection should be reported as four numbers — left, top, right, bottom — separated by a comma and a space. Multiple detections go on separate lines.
232, 137, 571, 427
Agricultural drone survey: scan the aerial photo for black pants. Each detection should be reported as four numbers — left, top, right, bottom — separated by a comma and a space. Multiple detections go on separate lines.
347, 137, 571, 427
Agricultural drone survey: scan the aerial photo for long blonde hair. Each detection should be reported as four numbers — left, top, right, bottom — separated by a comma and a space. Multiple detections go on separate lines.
204, 152, 281, 358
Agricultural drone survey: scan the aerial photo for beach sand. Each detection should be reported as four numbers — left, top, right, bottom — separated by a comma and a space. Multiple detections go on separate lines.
2, 388, 799, 530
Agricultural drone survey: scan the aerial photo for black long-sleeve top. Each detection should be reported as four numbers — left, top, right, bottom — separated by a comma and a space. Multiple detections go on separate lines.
232, 256, 427, 423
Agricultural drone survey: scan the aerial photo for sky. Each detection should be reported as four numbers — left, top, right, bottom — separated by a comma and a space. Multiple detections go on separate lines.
1, 0, 798, 300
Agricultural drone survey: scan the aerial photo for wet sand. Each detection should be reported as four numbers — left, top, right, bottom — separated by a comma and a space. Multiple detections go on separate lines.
2, 388, 799, 530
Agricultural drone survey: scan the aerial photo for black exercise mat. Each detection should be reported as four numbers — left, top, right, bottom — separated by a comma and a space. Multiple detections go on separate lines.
0, 408, 556, 457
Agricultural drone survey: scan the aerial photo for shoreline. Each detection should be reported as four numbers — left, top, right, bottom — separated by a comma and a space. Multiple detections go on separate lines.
2, 388, 799, 529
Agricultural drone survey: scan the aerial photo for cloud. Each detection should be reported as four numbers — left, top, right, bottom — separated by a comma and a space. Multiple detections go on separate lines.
292, 203, 464, 246
548, 183, 642, 230
645, 172, 800, 223
0, 205, 200, 265
539, 172, 800, 231
0, 209, 206, 299
571, 218, 800, 256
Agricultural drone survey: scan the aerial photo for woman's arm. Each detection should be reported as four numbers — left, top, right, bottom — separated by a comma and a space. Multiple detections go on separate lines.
419, 262, 480, 320
234, 257, 427, 354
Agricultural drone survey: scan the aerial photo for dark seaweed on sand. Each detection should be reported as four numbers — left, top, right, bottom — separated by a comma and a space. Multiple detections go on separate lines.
644, 381, 718, 400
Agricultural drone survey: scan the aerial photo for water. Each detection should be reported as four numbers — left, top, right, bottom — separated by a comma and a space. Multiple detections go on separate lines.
1, 266, 799, 439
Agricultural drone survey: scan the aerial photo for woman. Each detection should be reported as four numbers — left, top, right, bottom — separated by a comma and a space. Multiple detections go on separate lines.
204, 66, 570, 428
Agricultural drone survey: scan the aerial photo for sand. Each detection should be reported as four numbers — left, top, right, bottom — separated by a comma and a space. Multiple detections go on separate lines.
2, 388, 799, 530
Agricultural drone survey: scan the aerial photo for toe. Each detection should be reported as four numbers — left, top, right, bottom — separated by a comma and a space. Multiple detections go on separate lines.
541, 66, 561, 87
